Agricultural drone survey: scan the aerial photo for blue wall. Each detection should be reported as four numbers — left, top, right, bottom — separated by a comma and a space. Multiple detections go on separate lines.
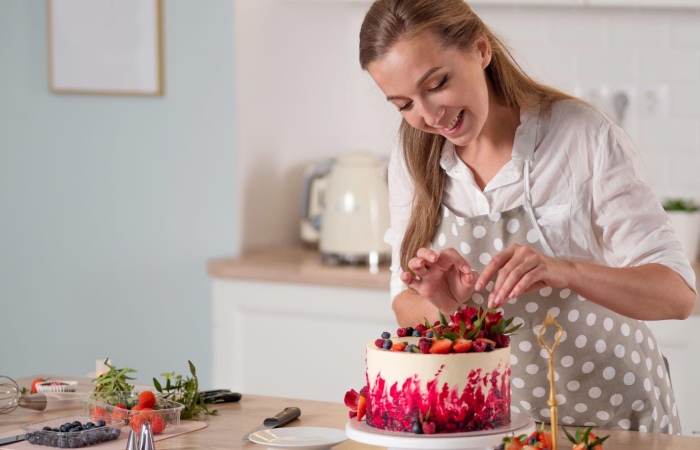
0, 0, 237, 389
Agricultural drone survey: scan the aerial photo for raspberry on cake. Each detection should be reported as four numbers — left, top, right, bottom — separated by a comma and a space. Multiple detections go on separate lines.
350, 306, 521, 434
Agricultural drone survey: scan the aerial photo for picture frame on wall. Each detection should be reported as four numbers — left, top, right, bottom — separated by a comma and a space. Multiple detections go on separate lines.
47, 0, 163, 96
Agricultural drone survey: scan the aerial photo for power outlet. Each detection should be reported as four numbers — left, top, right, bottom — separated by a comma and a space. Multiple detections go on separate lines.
638, 85, 669, 118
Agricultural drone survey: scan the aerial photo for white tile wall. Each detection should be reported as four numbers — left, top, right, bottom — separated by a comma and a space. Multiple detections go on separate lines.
235, 1, 700, 249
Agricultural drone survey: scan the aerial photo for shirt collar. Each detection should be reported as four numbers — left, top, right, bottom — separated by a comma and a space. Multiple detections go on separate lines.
440, 107, 539, 178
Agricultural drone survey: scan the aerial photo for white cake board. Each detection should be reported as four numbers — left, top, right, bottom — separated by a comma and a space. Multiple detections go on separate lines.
345, 412, 536, 450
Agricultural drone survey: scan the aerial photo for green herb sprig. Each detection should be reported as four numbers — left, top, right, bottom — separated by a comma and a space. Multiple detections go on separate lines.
93, 358, 136, 394
153, 361, 218, 420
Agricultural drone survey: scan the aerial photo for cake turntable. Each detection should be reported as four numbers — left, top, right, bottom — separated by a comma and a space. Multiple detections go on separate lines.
345, 411, 536, 450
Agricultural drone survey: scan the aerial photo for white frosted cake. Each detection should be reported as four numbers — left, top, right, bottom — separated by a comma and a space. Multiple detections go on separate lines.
355, 306, 516, 434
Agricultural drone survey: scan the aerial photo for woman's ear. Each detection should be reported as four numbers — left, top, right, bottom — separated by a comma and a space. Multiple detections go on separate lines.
476, 35, 492, 69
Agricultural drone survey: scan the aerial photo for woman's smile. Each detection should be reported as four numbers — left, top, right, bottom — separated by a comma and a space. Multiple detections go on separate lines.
442, 110, 465, 135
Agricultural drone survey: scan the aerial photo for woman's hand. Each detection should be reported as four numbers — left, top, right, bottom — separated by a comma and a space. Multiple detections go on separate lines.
400, 247, 477, 314
476, 243, 574, 309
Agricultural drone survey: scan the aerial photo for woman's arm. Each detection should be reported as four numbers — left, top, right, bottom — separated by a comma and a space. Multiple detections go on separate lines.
480, 244, 697, 320
567, 261, 696, 320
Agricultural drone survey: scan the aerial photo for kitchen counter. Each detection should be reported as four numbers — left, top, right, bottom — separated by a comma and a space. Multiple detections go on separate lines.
208, 246, 700, 315
2, 376, 699, 449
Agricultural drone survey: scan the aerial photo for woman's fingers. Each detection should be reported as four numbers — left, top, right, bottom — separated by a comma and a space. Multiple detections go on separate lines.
436, 247, 472, 274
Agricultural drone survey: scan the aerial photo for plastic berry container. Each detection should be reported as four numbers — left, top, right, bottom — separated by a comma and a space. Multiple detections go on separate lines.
21, 414, 125, 448
83, 391, 183, 434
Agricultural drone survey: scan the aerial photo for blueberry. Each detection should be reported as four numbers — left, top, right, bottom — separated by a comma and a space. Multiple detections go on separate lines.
96, 420, 105, 427
381, 331, 390, 339
110, 428, 121, 439
528, 436, 537, 445
426, 331, 433, 338
85, 422, 94, 428
412, 329, 422, 337
382, 339, 393, 349
406, 344, 417, 353
52, 428, 60, 432
42, 427, 52, 431
485, 343, 495, 352
59, 426, 69, 433
68, 438, 78, 448
71, 421, 81, 428
497, 444, 505, 450
411, 422, 423, 434
405, 327, 414, 336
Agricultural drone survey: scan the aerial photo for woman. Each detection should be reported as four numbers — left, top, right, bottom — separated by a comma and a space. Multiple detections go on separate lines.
359, 0, 697, 434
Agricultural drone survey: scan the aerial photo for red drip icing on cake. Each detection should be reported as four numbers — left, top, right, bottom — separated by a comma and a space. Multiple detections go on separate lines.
365, 339, 511, 433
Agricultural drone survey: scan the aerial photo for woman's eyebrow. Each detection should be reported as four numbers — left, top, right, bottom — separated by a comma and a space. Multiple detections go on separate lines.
385, 66, 442, 101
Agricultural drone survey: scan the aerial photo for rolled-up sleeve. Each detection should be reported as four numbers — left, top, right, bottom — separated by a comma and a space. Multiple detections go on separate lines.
591, 122, 696, 293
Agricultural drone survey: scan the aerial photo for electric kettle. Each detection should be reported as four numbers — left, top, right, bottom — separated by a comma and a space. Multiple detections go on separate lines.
300, 151, 391, 267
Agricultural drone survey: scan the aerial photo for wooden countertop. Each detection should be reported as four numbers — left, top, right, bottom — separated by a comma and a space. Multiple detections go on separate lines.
208, 246, 700, 315
2, 376, 699, 449
207, 246, 391, 291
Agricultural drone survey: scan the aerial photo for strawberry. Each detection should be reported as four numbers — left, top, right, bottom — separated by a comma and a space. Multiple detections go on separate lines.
421, 421, 436, 434
139, 407, 155, 420
130, 414, 147, 433
391, 342, 407, 351
112, 404, 128, 420
138, 391, 157, 409
476, 337, 496, 346
30, 378, 45, 394
538, 430, 553, 448
131, 404, 143, 411
563, 426, 609, 450
91, 406, 108, 422
501, 435, 525, 450
150, 415, 166, 435
429, 339, 453, 354
453, 338, 473, 353
356, 396, 367, 421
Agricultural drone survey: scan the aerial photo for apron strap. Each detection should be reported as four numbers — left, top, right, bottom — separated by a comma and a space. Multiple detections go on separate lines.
523, 160, 555, 257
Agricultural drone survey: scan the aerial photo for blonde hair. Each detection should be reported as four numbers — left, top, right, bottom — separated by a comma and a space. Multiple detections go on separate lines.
359, 0, 574, 272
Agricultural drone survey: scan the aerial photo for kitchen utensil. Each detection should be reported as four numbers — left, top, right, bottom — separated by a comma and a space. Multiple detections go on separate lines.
241, 407, 301, 441
0, 434, 25, 446
300, 152, 391, 268
138, 421, 155, 450
18, 392, 84, 411
248, 427, 347, 450
0, 375, 20, 414
125, 429, 138, 450
199, 389, 241, 404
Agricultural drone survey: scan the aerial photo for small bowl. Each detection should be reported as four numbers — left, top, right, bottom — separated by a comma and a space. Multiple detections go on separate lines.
22, 413, 125, 448
83, 391, 183, 434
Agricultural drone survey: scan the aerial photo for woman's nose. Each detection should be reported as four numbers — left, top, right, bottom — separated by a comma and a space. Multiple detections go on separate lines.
423, 105, 445, 128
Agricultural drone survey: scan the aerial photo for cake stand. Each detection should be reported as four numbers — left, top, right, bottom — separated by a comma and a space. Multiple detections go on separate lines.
345, 413, 536, 450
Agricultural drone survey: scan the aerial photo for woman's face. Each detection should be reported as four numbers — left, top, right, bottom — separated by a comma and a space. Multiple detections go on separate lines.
367, 32, 492, 147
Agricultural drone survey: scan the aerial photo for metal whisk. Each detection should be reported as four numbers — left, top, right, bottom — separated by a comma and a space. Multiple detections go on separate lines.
0, 375, 20, 414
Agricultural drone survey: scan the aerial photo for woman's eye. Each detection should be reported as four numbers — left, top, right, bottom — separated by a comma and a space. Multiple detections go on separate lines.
398, 101, 413, 112
428, 75, 448, 93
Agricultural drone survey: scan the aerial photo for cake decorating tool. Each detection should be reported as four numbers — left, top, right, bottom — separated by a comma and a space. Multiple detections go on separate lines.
537, 312, 564, 450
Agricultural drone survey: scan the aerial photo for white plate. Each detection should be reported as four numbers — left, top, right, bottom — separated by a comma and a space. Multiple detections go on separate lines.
249, 427, 348, 450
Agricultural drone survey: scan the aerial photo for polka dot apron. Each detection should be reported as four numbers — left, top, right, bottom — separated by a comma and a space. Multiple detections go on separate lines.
430, 159, 680, 434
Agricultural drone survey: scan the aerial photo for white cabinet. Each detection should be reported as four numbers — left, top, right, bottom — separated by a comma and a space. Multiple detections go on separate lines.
646, 316, 700, 436
212, 279, 396, 403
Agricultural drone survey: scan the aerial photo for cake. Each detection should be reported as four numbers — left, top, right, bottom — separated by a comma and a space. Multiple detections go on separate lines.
347, 306, 517, 434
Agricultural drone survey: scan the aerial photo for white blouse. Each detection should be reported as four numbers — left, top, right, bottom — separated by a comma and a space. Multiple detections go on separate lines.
384, 100, 696, 303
